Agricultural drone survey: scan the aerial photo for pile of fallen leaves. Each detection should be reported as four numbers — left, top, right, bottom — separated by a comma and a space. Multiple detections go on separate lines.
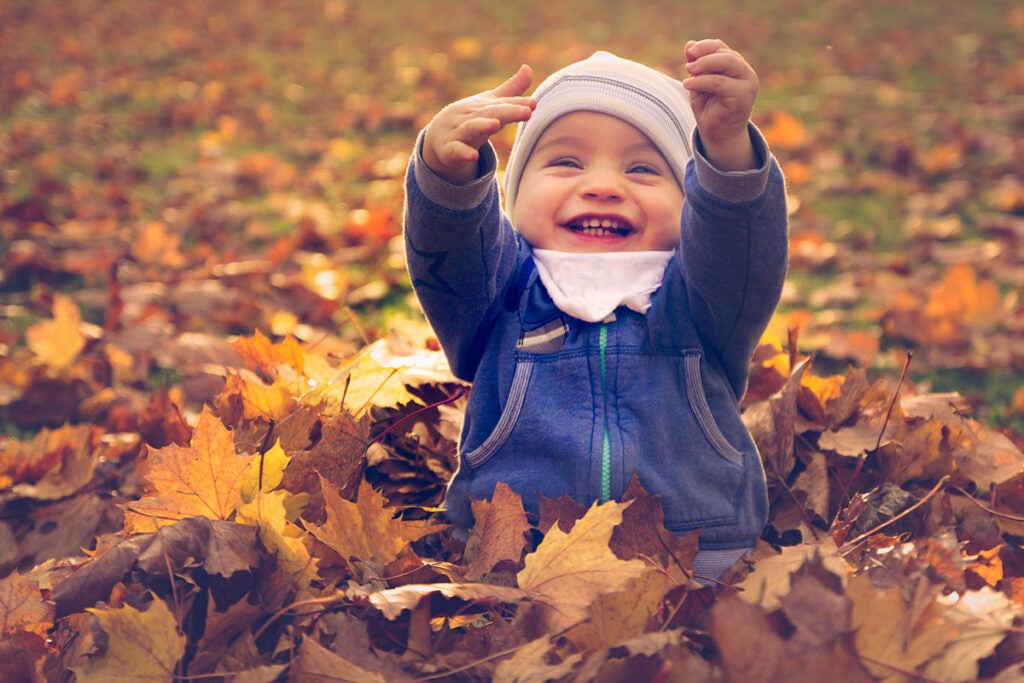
4, 300, 1024, 682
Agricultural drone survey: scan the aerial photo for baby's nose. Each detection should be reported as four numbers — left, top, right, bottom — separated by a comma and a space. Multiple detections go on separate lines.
580, 168, 624, 200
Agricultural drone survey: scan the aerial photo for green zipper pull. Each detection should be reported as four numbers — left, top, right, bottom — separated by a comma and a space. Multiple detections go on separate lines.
599, 323, 611, 503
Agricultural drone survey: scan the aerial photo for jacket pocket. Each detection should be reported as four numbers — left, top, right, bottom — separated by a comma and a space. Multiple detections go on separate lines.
683, 351, 744, 467
463, 360, 533, 470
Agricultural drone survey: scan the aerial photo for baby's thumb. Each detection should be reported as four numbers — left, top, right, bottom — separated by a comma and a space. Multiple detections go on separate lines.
491, 64, 533, 98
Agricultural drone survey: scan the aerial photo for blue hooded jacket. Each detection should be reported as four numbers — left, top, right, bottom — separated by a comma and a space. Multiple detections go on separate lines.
404, 125, 788, 550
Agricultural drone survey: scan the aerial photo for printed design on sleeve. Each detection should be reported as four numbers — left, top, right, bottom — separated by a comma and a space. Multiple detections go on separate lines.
406, 233, 458, 296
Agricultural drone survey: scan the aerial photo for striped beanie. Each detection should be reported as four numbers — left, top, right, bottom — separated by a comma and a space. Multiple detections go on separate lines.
503, 51, 697, 219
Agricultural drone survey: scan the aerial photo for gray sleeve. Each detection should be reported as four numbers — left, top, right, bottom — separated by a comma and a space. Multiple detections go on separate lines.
412, 130, 499, 211
680, 123, 789, 397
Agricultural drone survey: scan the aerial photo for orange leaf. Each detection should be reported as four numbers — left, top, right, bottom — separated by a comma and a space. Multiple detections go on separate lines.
233, 373, 294, 422
231, 329, 306, 378
759, 110, 808, 150
307, 478, 440, 569
124, 406, 255, 533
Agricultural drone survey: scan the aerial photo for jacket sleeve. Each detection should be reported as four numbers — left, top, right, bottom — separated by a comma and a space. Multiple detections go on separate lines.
403, 132, 521, 381
679, 123, 790, 398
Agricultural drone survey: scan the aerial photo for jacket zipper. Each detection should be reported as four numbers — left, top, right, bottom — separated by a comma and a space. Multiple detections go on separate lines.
599, 323, 611, 502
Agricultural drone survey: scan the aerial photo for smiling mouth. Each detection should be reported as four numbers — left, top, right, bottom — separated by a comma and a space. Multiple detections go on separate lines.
566, 216, 634, 238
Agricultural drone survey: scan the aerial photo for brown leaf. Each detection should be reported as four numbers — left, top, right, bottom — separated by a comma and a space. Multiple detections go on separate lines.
282, 409, 369, 521
137, 387, 192, 448
0, 572, 53, 639
291, 637, 386, 683
609, 475, 698, 575
711, 572, 872, 683
537, 493, 589, 534
797, 366, 870, 431
876, 419, 954, 485
744, 358, 809, 486
136, 517, 259, 578
464, 483, 531, 580
4, 424, 102, 501
2, 494, 121, 578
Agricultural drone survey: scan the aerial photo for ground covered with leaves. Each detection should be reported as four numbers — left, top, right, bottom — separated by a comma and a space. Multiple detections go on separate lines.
3, 0, 1024, 681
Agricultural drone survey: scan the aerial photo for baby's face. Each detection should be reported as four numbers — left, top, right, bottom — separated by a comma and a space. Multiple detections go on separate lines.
512, 112, 684, 253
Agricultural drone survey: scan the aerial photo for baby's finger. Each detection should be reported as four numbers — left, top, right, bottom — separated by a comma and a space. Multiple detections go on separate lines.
685, 38, 732, 63
438, 140, 481, 167
683, 72, 755, 102
476, 100, 535, 126
451, 116, 505, 149
685, 50, 754, 81
491, 64, 535, 99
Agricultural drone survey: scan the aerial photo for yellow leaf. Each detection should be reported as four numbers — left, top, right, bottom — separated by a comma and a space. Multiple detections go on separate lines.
308, 478, 439, 568
72, 598, 186, 683
124, 406, 255, 533
239, 440, 290, 504
237, 488, 316, 590
26, 294, 85, 370
517, 501, 648, 631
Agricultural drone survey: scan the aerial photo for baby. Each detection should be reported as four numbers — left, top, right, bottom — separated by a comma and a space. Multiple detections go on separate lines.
403, 40, 789, 579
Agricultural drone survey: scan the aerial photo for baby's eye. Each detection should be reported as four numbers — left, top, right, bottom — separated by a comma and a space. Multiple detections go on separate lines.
550, 158, 582, 169
628, 164, 660, 175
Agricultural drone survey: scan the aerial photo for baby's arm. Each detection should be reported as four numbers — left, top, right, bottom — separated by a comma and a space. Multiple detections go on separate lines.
422, 66, 536, 186
683, 39, 760, 172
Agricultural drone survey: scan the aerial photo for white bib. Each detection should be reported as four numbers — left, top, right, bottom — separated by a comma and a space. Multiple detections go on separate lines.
531, 248, 674, 322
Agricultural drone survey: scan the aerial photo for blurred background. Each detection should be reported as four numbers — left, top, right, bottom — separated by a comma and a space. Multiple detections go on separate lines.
2, 0, 1023, 436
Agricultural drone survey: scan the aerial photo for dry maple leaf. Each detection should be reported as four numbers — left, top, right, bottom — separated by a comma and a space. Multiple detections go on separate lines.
4, 423, 101, 501
566, 569, 672, 651
464, 482, 531, 580
25, 293, 85, 371
0, 572, 53, 639
848, 573, 990, 682
291, 636, 387, 683
307, 477, 440, 570
736, 539, 850, 611
712, 559, 873, 683
123, 405, 255, 533
70, 597, 186, 683
231, 329, 305, 380
516, 500, 649, 632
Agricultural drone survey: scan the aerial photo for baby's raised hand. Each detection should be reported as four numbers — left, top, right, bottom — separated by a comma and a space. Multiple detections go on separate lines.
683, 39, 759, 171
423, 65, 536, 185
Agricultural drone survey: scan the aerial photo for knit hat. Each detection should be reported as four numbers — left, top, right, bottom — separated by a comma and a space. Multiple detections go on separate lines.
503, 51, 697, 219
